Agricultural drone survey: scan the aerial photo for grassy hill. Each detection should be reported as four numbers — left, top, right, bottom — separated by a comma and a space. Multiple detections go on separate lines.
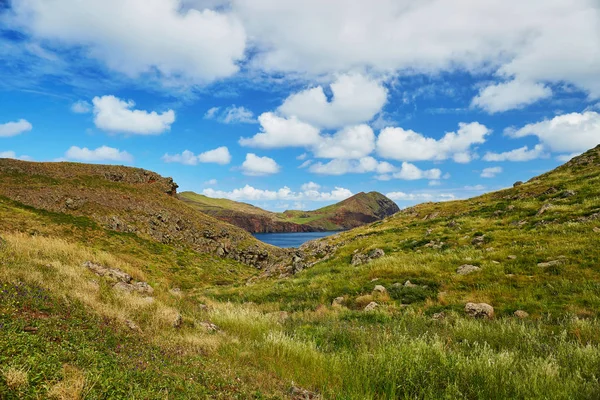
2, 147, 600, 398
179, 191, 400, 233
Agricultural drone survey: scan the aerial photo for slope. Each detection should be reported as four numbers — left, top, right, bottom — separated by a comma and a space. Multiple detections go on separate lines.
179, 191, 400, 233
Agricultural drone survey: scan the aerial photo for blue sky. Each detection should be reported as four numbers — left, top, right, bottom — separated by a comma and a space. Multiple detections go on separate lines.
1, 0, 599, 211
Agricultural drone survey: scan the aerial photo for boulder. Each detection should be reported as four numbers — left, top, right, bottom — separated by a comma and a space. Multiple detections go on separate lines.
332, 296, 345, 307
432, 312, 446, 320
351, 249, 385, 266
561, 190, 576, 198
404, 280, 418, 288
513, 181, 523, 187
514, 310, 529, 319
537, 260, 562, 268
594, 227, 600, 233
173, 314, 183, 328
372, 285, 387, 294
456, 264, 481, 275
364, 302, 379, 311
350, 253, 368, 266
368, 248, 385, 259
507, 255, 517, 260
471, 235, 485, 245
465, 302, 494, 319
132, 281, 154, 295
82, 261, 132, 283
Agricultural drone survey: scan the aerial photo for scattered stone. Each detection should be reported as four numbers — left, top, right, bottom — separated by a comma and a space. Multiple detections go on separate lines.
113, 282, 135, 293
373, 285, 387, 294
561, 190, 576, 198
492, 261, 500, 264
432, 312, 446, 320
485, 247, 495, 252
456, 264, 481, 275
507, 255, 517, 260
368, 248, 385, 259
198, 321, 219, 332
125, 320, 139, 331
465, 302, 494, 319
404, 280, 418, 288
507, 205, 516, 211
514, 310, 529, 319
364, 302, 379, 311
513, 181, 523, 187
350, 253, 368, 266
471, 235, 485, 245
537, 260, 562, 268
173, 314, 183, 328
290, 385, 320, 400
82, 261, 132, 283
332, 296, 345, 307
593, 227, 600, 233
537, 203, 553, 216
23, 326, 38, 333
370, 278, 379, 282
351, 249, 384, 266
169, 288, 182, 296
132, 281, 154, 295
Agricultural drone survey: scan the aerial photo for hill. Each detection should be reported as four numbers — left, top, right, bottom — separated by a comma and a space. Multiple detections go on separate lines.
179, 191, 400, 233
1, 146, 600, 398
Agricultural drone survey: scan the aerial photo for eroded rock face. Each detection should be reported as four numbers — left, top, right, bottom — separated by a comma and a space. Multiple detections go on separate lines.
465, 302, 494, 319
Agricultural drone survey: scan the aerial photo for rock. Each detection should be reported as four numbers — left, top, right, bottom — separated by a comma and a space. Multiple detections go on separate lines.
465, 302, 494, 319
432, 312, 446, 320
125, 320, 139, 331
513, 181, 523, 187
113, 282, 135, 293
537, 203, 553, 216
404, 280, 418, 288
290, 385, 320, 400
514, 310, 529, 319
350, 253, 368, 266
561, 190, 576, 198
332, 296, 345, 307
507, 255, 517, 260
507, 205, 516, 211
492, 261, 500, 264
23, 326, 38, 333
471, 235, 485, 245
456, 264, 481, 275
132, 281, 154, 295
364, 302, 379, 311
82, 261, 132, 283
373, 285, 387, 294
593, 227, 600, 233
173, 314, 183, 328
198, 321, 219, 332
169, 288, 182, 296
537, 260, 562, 268
368, 248, 385, 259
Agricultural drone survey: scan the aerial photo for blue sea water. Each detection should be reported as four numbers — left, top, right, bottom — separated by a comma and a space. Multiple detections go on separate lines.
253, 231, 338, 248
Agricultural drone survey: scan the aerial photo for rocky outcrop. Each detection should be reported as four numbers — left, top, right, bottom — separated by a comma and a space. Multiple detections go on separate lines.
465, 302, 494, 319
364, 302, 379, 311
456, 265, 481, 275
351, 248, 385, 266
83, 261, 155, 295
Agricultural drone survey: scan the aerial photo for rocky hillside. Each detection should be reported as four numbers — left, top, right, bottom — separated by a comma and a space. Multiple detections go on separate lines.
0, 159, 294, 270
179, 191, 400, 233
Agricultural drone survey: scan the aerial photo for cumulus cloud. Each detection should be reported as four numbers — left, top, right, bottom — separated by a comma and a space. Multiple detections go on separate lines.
481, 166, 502, 178
203, 184, 353, 202
239, 112, 321, 148
312, 125, 375, 159
65, 145, 133, 163
376, 122, 491, 163
301, 182, 321, 191
241, 153, 280, 176
204, 178, 218, 185
483, 144, 547, 162
162, 146, 231, 165
71, 100, 92, 114
0, 151, 32, 161
278, 73, 388, 129
10, 0, 246, 85
386, 192, 456, 202
472, 80, 552, 113
92, 95, 175, 135
204, 105, 255, 124
309, 157, 394, 176
0, 119, 33, 137
506, 111, 600, 153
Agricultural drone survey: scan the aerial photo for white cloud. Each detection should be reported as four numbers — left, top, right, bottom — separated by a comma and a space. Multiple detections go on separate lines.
472, 80, 552, 113
481, 166, 502, 178
278, 73, 388, 129
204, 105, 255, 124
65, 145, 133, 163
301, 182, 321, 191
203, 184, 353, 202
464, 185, 486, 191
298, 160, 313, 169
239, 112, 321, 148
296, 153, 308, 160
0, 151, 32, 161
204, 178, 218, 185
241, 153, 280, 176
11, 0, 246, 85
376, 122, 491, 162
506, 111, 600, 153
0, 119, 33, 137
556, 152, 582, 162
312, 124, 375, 159
162, 146, 231, 165
386, 191, 456, 202
309, 157, 394, 176
483, 144, 547, 162
92, 95, 175, 135
71, 100, 92, 114
390, 162, 442, 181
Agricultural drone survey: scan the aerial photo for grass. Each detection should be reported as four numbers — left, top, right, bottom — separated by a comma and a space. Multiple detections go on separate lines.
1, 147, 600, 398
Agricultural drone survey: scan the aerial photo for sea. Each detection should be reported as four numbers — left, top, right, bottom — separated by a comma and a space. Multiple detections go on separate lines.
253, 231, 338, 248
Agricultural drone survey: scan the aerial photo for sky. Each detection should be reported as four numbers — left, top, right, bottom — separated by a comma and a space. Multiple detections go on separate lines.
1, 0, 599, 211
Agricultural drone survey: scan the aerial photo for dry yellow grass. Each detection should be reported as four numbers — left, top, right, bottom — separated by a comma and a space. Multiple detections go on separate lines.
2, 366, 29, 390
47, 365, 86, 400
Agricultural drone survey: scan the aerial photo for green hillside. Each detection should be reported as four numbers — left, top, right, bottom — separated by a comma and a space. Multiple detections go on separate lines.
179, 190, 400, 233
2, 146, 600, 398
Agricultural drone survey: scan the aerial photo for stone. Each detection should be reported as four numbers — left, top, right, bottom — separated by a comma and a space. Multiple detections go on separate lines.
432, 312, 446, 320
132, 281, 154, 295
373, 285, 387, 294
492, 261, 500, 264
125, 320, 139, 331
404, 280, 418, 288
169, 288, 182, 296
173, 314, 183, 328
561, 190, 576, 198
368, 248, 385, 259
350, 253, 368, 266
198, 321, 219, 332
465, 302, 494, 319
113, 282, 135, 293
82, 261, 132, 283
537, 203, 553, 216
593, 227, 600, 233
471, 235, 485, 245
364, 302, 379, 311
290, 385, 320, 400
456, 264, 481, 275
537, 260, 562, 268
332, 296, 345, 307
514, 310, 529, 319
513, 181, 523, 187
507, 255, 517, 260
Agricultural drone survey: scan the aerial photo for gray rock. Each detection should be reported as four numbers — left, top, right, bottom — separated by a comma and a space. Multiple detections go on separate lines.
594, 227, 600, 233
82, 261, 132, 283
133, 281, 154, 295
537, 203, 553, 216
368, 248, 385, 259
173, 314, 183, 328
561, 190, 576, 198
513, 181, 523, 187
290, 385, 320, 400
471, 235, 485, 245
169, 288, 182, 296
332, 296, 345, 307
432, 312, 446, 320
465, 302, 494, 319
507, 255, 517, 260
373, 285, 387, 294
537, 260, 562, 268
456, 264, 481, 275
404, 280, 418, 288
364, 302, 379, 311
514, 310, 529, 319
